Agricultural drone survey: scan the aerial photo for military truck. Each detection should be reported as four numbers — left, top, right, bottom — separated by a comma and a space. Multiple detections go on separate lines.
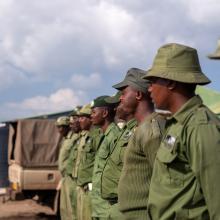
7, 117, 65, 213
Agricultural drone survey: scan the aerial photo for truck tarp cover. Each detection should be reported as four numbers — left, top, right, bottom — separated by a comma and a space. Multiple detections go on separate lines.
8, 119, 61, 168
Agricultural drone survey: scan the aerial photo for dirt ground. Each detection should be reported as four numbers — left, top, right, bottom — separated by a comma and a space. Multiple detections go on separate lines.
0, 198, 59, 220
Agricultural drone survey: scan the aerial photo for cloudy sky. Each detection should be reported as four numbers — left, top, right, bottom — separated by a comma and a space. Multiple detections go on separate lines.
0, 0, 220, 121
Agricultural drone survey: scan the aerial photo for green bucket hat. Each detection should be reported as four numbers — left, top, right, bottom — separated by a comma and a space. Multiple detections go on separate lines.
104, 91, 121, 104
91, 95, 115, 108
79, 104, 92, 116
208, 39, 220, 60
144, 43, 211, 85
113, 68, 150, 93
55, 116, 70, 126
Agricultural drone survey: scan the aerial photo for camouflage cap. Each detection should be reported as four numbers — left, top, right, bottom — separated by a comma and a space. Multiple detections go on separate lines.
70, 109, 79, 116
91, 95, 115, 108
69, 106, 82, 116
144, 43, 211, 85
78, 103, 92, 116
113, 68, 150, 93
104, 91, 121, 104
55, 116, 70, 126
208, 39, 220, 60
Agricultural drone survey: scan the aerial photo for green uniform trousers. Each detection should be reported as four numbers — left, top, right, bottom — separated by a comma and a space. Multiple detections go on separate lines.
77, 185, 92, 220
60, 176, 76, 220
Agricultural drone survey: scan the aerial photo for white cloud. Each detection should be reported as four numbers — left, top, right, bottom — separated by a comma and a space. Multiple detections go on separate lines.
6, 88, 87, 116
0, 0, 218, 84
71, 73, 103, 89
178, 0, 220, 24
0, 0, 220, 121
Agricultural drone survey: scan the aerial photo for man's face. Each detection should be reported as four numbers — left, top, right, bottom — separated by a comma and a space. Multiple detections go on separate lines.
91, 107, 105, 126
119, 86, 137, 116
70, 116, 80, 133
57, 125, 69, 137
148, 77, 170, 110
115, 104, 127, 121
79, 116, 91, 130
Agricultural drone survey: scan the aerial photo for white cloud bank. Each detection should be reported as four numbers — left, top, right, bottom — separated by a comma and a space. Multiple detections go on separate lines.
6, 88, 87, 117
0, 0, 220, 120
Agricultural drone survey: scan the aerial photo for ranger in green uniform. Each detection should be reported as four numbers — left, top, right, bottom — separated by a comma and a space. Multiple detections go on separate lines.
68, 104, 92, 220
56, 113, 81, 220
105, 68, 166, 220
102, 68, 163, 220
76, 104, 99, 220
144, 43, 220, 220
90, 96, 120, 220
56, 116, 71, 177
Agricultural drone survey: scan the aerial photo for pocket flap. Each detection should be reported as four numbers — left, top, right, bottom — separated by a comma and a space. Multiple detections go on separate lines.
157, 144, 177, 163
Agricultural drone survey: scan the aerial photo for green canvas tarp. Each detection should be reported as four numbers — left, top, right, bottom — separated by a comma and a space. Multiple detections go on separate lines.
8, 119, 61, 168
196, 86, 220, 116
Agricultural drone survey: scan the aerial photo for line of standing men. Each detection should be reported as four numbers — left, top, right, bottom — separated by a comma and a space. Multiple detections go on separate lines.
56, 43, 220, 220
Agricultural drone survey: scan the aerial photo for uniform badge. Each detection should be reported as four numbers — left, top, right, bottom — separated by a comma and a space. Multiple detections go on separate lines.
164, 135, 176, 149
123, 130, 133, 140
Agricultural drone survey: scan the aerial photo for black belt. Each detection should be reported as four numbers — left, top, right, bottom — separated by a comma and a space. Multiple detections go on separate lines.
107, 199, 118, 205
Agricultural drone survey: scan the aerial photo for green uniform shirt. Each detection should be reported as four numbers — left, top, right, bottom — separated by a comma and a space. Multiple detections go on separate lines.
148, 95, 220, 220
101, 119, 137, 200
71, 130, 89, 178
77, 127, 101, 186
58, 131, 80, 176
91, 122, 120, 217
118, 113, 165, 219
65, 133, 81, 176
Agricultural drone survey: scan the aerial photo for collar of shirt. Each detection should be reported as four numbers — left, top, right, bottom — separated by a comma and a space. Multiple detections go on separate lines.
80, 130, 89, 137
167, 95, 203, 125
124, 118, 137, 130
142, 112, 158, 124
104, 122, 118, 136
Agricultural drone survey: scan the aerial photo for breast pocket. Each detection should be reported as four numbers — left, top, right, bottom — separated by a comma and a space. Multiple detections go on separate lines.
157, 138, 184, 187
98, 140, 110, 159
84, 145, 95, 161
111, 139, 128, 166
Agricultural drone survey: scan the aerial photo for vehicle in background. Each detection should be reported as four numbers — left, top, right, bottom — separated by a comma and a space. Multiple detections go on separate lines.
2, 110, 73, 214
8, 119, 61, 213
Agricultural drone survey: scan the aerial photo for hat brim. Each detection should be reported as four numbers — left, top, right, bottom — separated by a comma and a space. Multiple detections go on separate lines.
143, 69, 211, 85
78, 113, 91, 117
105, 96, 120, 104
112, 80, 128, 90
207, 54, 220, 60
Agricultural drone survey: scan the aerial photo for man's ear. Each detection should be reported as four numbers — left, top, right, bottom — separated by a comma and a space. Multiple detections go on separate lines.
136, 90, 143, 101
102, 108, 108, 118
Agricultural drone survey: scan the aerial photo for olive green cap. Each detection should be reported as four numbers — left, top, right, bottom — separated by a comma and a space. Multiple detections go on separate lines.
55, 116, 70, 126
208, 39, 220, 60
113, 68, 150, 93
104, 91, 121, 104
78, 104, 91, 116
91, 95, 115, 108
144, 43, 211, 85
